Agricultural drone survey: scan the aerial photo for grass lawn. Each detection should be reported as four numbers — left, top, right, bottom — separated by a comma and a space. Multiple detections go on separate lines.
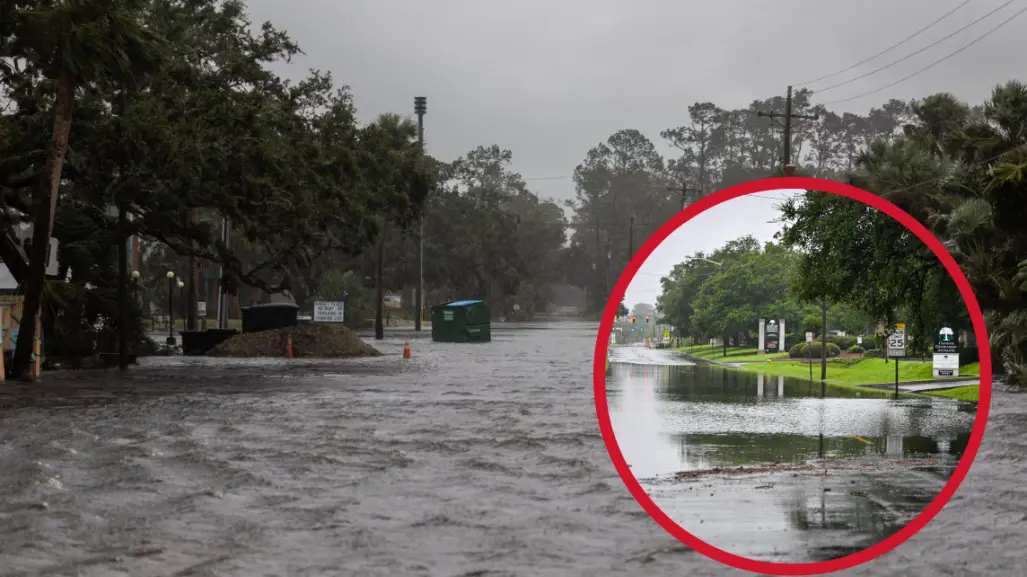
924, 386, 980, 402
736, 357, 980, 387
675, 345, 790, 363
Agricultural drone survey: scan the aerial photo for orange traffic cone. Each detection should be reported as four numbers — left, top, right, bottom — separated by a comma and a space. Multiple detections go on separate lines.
285, 331, 294, 359
402, 337, 411, 359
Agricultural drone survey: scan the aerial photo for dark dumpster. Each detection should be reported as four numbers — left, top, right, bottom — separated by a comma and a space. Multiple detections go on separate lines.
431, 300, 491, 343
241, 303, 299, 333
180, 328, 239, 355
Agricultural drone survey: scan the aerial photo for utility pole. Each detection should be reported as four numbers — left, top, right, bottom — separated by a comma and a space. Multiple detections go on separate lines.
821, 299, 828, 391
116, 92, 129, 371
375, 218, 386, 340
603, 241, 612, 303
757, 86, 818, 173
628, 215, 635, 258
414, 96, 426, 332
667, 183, 699, 211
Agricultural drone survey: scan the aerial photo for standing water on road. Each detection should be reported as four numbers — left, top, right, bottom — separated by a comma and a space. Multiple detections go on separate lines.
607, 345, 977, 563
0, 322, 727, 577
0, 322, 1018, 575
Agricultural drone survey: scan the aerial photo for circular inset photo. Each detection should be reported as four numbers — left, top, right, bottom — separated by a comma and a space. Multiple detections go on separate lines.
593, 177, 991, 575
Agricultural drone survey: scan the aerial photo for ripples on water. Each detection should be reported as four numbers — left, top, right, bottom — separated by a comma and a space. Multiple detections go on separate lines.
0, 325, 1021, 575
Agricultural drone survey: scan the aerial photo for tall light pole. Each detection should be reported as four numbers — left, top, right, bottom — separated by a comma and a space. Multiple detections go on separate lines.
414, 96, 426, 332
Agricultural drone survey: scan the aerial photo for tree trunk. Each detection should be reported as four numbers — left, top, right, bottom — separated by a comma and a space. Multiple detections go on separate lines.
186, 208, 198, 331
12, 70, 76, 379
374, 219, 386, 340
821, 300, 828, 381
118, 204, 128, 370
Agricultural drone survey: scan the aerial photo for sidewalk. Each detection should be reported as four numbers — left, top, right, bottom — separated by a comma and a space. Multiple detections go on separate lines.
863, 379, 980, 393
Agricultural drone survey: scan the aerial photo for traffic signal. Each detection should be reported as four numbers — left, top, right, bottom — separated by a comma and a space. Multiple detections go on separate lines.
630, 316, 636, 324
645, 315, 650, 323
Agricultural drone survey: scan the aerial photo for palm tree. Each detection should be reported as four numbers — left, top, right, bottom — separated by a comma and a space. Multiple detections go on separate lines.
8, 0, 163, 378
869, 82, 1027, 384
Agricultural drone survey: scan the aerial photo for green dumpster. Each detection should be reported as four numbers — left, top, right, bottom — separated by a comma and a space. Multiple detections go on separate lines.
431, 300, 491, 343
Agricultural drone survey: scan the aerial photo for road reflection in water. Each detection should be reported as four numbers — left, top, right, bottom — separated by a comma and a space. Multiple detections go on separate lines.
606, 345, 977, 563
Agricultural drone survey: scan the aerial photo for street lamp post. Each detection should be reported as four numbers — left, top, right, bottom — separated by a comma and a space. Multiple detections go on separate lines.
177, 280, 185, 327
131, 271, 141, 314
166, 271, 176, 350
414, 96, 427, 332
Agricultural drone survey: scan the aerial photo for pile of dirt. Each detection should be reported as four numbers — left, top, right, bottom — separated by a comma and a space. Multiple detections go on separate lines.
207, 322, 382, 358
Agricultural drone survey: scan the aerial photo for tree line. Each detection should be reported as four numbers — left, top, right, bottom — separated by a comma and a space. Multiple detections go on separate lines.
0, 0, 571, 376
2, 1, 1024, 383
607, 83, 1023, 383
655, 236, 880, 352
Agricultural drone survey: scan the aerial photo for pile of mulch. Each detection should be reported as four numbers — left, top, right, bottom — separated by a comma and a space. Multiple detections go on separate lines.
207, 322, 382, 358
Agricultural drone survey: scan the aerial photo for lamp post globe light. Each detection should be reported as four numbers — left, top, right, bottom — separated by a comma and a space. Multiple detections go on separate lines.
177, 280, 185, 326
166, 271, 176, 348
130, 269, 141, 314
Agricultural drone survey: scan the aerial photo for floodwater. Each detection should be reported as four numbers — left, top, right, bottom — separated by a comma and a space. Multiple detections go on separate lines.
0, 322, 1022, 576
607, 345, 979, 564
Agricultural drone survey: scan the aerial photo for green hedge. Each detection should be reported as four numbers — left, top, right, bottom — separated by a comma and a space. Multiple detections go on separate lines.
789, 341, 842, 358
848, 344, 865, 354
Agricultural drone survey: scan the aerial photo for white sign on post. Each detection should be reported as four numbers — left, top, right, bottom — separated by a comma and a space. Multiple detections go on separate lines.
313, 301, 345, 323
933, 354, 959, 377
887, 326, 907, 357
805, 332, 813, 343
196, 301, 207, 317
857, 336, 863, 345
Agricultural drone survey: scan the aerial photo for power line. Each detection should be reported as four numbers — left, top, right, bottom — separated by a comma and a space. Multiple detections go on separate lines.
818, 4, 1027, 107
795, 0, 972, 87
813, 0, 1017, 95
631, 147, 1022, 295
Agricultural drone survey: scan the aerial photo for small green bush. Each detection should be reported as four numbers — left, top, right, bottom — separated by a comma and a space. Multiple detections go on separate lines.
865, 348, 884, 358
788, 342, 805, 357
789, 341, 841, 358
826, 335, 857, 350
848, 344, 865, 354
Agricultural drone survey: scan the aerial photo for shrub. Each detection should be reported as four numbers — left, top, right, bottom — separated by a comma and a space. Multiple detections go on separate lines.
788, 342, 805, 357
789, 341, 841, 358
827, 334, 857, 350
865, 348, 884, 358
848, 344, 865, 354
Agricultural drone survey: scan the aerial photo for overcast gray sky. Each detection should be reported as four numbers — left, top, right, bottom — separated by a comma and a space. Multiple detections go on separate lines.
622, 189, 803, 308
247, 0, 1024, 203
245, 0, 1024, 308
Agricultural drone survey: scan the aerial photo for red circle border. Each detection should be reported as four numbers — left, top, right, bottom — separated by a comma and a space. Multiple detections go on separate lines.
592, 176, 992, 575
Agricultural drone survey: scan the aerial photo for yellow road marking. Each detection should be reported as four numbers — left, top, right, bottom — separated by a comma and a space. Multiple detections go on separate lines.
849, 435, 874, 445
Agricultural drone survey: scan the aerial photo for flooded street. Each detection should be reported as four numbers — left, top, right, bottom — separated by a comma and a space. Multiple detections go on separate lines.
0, 322, 1022, 576
607, 345, 982, 565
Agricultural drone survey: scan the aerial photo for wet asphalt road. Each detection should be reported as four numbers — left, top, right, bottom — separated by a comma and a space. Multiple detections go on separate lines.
0, 321, 1023, 576
607, 346, 976, 564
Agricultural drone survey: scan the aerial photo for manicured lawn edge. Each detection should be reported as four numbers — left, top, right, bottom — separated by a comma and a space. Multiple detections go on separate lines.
923, 386, 980, 402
